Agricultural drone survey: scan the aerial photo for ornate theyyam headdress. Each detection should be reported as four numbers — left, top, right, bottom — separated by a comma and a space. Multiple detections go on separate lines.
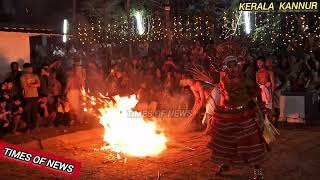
188, 39, 247, 85
223, 55, 238, 64
210, 40, 247, 71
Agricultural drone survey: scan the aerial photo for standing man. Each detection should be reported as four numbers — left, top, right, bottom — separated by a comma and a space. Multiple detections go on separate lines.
265, 59, 281, 126
180, 75, 205, 127
39, 65, 50, 97
20, 63, 40, 133
64, 63, 85, 124
256, 59, 275, 122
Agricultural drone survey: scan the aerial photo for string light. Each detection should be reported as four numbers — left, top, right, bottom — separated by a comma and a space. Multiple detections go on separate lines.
76, 13, 320, 47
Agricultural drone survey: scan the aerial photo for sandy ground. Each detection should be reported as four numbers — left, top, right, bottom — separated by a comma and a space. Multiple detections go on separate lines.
0, 126, 320, 180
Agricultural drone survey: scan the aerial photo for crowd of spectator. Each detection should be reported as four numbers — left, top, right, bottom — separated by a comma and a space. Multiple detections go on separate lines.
0, 39, 319, 136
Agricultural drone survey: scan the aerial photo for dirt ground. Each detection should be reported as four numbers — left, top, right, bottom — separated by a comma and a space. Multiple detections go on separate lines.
0, 127, 320, 180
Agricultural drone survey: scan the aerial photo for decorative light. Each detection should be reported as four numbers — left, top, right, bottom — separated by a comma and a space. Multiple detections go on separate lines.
134, 10, 145, 35
62, 19, 68, 43
243, 11, 251, 34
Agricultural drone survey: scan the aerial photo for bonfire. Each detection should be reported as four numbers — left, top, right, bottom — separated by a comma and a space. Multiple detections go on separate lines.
81, 89, 167, 158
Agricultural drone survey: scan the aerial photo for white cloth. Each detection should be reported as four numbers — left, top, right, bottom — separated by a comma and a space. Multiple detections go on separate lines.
259, 84, 273, 110
202, 87, 221, 125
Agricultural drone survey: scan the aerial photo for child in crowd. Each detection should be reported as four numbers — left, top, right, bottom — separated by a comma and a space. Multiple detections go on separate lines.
1, 81, 13, 103
7, 97, 24, 134
2, 91, 11, 104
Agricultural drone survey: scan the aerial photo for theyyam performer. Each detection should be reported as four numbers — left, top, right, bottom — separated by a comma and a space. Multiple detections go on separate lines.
205, 41, 271, 180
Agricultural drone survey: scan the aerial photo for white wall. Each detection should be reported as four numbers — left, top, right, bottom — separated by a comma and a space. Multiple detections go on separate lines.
0, 31, 30, 80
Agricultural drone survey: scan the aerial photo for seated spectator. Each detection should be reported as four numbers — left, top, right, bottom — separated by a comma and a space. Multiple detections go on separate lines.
0, 98, 10, 136
7, 97, 23, 135
1, 91, 11, 104
1, 80, 14, 99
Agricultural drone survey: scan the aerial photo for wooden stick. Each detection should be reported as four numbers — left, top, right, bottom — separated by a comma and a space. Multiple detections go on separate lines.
180, 145, 195, 151
168, 143, 196, 151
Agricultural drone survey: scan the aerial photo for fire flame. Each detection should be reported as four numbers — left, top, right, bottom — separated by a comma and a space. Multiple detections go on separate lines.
82, 89, 167, 157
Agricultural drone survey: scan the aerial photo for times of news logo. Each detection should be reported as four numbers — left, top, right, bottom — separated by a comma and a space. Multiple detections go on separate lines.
238, 1, 318, 12
127, 109, 192, 118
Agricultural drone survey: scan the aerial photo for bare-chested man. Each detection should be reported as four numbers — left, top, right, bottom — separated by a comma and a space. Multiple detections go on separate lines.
256, 59, 275, 121
180, 76, 207, 126
64, 63, 86, 124
265, 59, 280, 126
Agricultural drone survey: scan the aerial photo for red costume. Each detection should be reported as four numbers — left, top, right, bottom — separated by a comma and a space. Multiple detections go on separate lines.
206, 41, 267, 180
208, 74, 266, 167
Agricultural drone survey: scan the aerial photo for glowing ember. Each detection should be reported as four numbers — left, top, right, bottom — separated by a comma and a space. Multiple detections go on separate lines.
82, 90, 167, 157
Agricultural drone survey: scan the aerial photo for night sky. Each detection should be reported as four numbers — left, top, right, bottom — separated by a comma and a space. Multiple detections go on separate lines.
0, 0, 235, 29
0, 0, 72, 29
